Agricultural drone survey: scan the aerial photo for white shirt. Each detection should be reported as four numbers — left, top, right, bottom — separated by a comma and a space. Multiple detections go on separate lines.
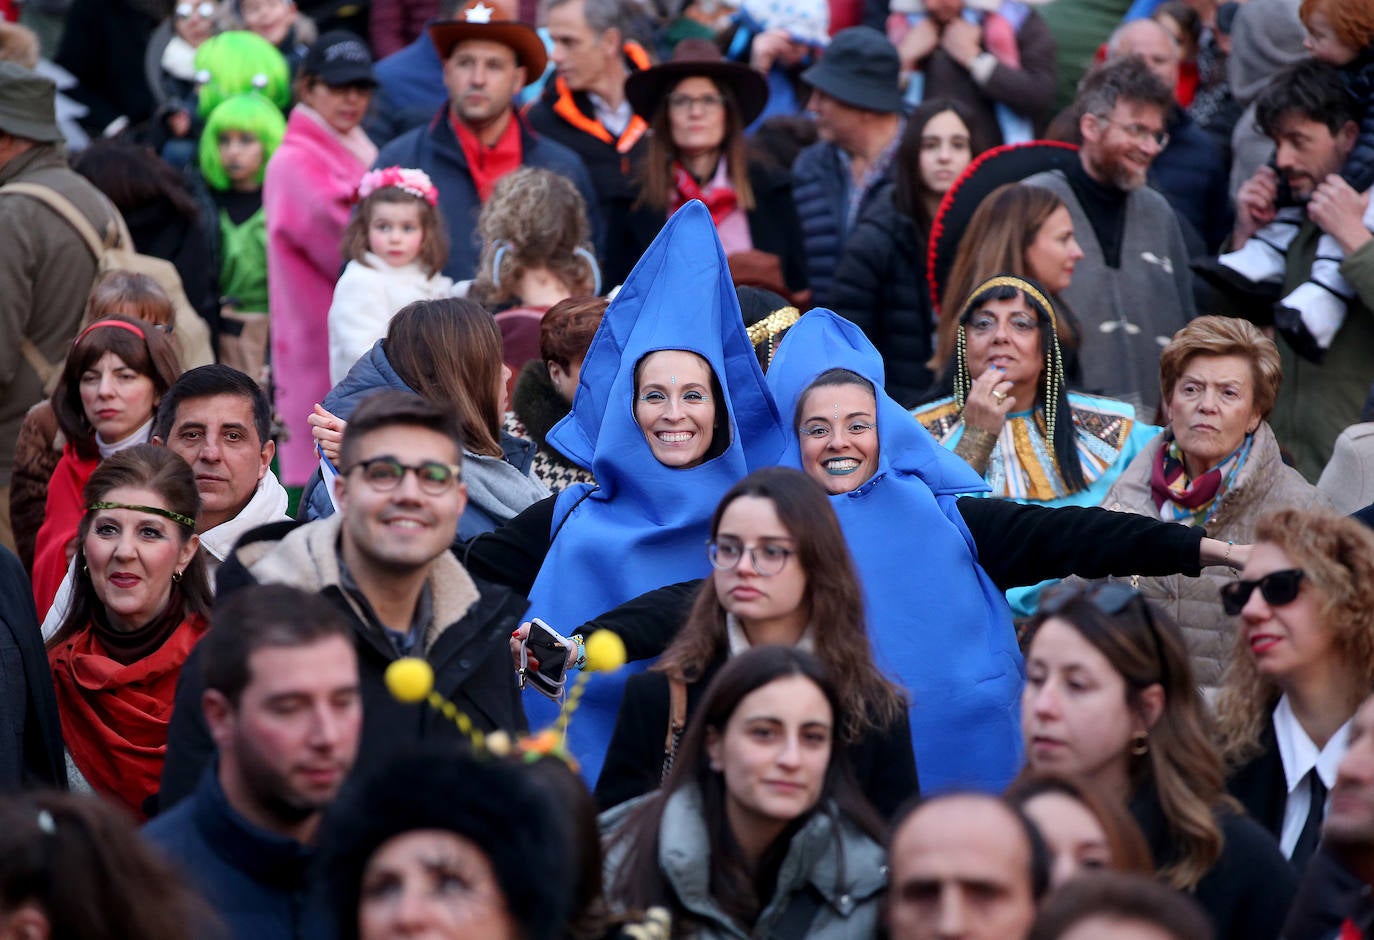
1273, 694, 1352, 858
589, 92, 633, 137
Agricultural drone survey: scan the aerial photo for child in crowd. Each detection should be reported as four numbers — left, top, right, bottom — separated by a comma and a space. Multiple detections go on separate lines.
194, 29, 293, 120
233, 0, 313, 76
152, 0, 221, 165
1207, 0, 1374, 361
327, 166, 453, 384
199, 92, 286, 383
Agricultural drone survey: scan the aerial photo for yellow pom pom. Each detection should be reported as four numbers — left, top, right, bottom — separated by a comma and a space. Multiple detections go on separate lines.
582, 630, 627, 673
486, 730, 512, 756
385, 658, 435, 703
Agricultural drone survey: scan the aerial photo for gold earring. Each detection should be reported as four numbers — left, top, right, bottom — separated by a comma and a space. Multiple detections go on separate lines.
1130, 731, 1149, 756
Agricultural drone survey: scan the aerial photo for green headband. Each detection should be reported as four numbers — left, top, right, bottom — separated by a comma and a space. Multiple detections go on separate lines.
87, 501, 196, 530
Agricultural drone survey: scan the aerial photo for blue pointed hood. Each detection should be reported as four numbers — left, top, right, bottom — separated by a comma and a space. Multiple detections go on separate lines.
766, 309, 988, 496
526, 202, 788, 784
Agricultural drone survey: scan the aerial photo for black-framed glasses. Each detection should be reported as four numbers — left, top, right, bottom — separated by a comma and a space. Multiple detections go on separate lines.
667, 93, 726, 113
1094, 115, 1170, 148
1219, 569, 1305, 616
1038, 582, 1169, 685
347, 457, 462, 495
707, 539, 793, 576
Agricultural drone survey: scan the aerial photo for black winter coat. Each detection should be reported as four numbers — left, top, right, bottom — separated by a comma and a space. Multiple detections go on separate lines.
792, 139, 893, 307
0, 547, 65, 791
1281, 845, 1374, 940
159, 519, 529, 810
830, 182, 936, 406
1149, 108, 1232, 254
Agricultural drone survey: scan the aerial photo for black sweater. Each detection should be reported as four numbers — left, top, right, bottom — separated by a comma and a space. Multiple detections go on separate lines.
462, 494, 1207, 661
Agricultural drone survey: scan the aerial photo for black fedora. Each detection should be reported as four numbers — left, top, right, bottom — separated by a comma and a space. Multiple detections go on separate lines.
800, 26, 902, 114
625, 39, 770, 126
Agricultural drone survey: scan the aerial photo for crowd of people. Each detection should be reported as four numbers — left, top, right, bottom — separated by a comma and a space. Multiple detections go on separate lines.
3, 0, 1374, 935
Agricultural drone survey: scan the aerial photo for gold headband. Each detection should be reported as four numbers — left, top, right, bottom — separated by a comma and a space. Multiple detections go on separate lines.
954, 275, 1057, 332
87, 501, 196, 530
746, 306, 801, 348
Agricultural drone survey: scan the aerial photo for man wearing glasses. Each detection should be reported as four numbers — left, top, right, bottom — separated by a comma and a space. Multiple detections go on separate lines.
1026, 56, 1196, 418
160, 389, 528, 807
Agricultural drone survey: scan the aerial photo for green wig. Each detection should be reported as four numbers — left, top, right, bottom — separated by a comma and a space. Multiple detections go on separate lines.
194, 30, 291, 118
199, 93, 288, 191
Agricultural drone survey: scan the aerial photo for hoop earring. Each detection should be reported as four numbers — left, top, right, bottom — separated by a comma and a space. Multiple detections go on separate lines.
172, 569, 183, 584
1130, 731, 1149, 756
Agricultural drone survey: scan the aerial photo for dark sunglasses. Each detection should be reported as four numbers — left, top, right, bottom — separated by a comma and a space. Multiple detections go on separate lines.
1219, 569, 1305, 616
1038, 582, 1169, 685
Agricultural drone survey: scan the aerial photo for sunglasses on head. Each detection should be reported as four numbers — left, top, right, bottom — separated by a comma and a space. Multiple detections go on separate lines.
1219, 569, 1304, 616
1038, 581, 1170, 685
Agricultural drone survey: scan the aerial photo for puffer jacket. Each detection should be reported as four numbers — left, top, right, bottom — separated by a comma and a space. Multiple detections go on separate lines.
601, 786, 887, 940
829, 182, 934, 406
791, 139, 893, 307
1099, 422, 1332, 688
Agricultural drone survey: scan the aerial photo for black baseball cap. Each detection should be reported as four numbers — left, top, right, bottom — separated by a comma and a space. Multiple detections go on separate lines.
301, 30, 376, 87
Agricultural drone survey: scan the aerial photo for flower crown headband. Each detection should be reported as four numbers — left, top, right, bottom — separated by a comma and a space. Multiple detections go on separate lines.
356, 166, 439, 206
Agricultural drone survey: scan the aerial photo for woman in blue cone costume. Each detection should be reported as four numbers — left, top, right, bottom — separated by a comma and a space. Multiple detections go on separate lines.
519, 202, 789, 782
766, 308, 1026, 792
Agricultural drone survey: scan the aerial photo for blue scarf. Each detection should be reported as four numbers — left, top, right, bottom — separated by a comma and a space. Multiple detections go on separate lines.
524, 202, 789, 783
768, 310, 1025, 793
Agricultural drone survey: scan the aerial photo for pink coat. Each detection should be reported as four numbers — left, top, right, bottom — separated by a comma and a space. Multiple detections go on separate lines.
264, 107, 371, 486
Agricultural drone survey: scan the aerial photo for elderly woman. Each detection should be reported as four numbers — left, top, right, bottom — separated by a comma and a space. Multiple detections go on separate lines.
913, 274, 1157, 508
46, 445, 211, 818
1217, 508, 1374, 873
1100, 316, 1331, 689
626, 38, 808, 297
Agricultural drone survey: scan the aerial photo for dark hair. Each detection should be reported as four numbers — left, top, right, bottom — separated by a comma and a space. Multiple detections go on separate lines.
317, 747, 572, 940
1004, 772, 1156, 878
606, 646, 885, 932
53, 315, 183, 460
523, 756, 616, 940
337, 389, 465, 471
0, 790, 213, 940
737, 286, 796, 370
636, 75, 754, 214
384, 298, 504, 458
153, 364, 272, 448
339, 187, 449, 278
1024, 589, 1224, 890
1075, 56, 1175, 117
540, 295, 607, 370
890, 791, 1054, 903
747, 114, 819, 172
632, 349, 731, 464
200, 585, 353, 706
1026, 872, 1214, 940
50, 445, 211, 649
957, 279, 1085, 492
657, 467, 905, 741
793, 368, 876, 431
72, 139, 199, 221
892, 98, 989, 229
1256, 60, 1356, 138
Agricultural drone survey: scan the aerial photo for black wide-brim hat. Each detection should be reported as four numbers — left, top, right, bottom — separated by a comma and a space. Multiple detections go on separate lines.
625, 38, 769, 126
927, 140, 1080, 313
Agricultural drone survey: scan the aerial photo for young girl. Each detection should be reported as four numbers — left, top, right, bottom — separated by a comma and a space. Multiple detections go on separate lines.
199, 91, 286, 383
1205, 1, 1374, 361
327, 166, 453, 384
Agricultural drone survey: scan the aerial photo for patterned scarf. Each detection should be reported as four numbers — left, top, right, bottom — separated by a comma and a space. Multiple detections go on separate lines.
669, 161, 737, 225
1150, 432, 1252, 525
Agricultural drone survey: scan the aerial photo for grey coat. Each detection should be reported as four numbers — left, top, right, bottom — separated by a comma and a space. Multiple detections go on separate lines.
601, 786, 886, 940
1099, 422, 1331, 688
1023, 168, 1196, 416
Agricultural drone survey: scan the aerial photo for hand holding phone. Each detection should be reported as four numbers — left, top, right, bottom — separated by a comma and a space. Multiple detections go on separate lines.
519, 619, 576, 700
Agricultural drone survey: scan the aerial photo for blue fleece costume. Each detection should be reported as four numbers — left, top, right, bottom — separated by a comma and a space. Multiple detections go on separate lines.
768, 310, 1025, 793
523, 202, 789, 783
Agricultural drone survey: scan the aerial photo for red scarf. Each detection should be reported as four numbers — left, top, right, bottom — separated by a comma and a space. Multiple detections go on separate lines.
451, 111, 523, 203
49, 613, 207, 819
1342, 920, 1364, 940
670, 161, 737, 225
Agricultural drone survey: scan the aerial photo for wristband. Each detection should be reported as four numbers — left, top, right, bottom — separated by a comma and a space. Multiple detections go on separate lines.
571, 633, 587, 670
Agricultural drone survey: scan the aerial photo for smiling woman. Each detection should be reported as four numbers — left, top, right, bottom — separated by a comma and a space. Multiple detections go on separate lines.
46, 445, 211, 819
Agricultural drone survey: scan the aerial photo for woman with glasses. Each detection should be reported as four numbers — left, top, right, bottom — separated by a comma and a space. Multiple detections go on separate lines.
1216, 508, 1374, 873
626, 39, 808, 298
1021, 583, 1295, 939
31, 314, 183, 620
913, 273, 1157, 512
1100, 317, 1331, 690
596, 467, 916, 817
